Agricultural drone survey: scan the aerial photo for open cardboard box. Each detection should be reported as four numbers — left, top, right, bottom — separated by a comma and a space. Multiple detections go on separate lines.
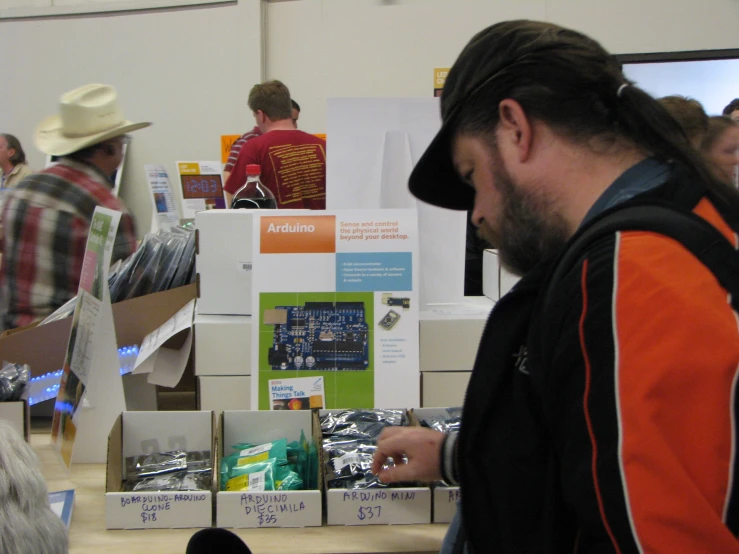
411, 408, 461, 524
0, 400, 30, 441
321, 409, 431, 526
0, 284, 197, 378
216, 410, 322, 528
105, 410, 215, 529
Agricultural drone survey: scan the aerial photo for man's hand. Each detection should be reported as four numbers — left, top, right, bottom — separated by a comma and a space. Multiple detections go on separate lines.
371, 427, 445, 483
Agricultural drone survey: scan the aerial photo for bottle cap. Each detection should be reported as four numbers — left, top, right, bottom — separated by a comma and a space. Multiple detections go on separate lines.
246, 164, 261, 175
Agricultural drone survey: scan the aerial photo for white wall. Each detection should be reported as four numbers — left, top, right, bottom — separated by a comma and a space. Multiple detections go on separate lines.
266, 0, 739, 133
0, 0, 263, 237
4, 0, 739, 231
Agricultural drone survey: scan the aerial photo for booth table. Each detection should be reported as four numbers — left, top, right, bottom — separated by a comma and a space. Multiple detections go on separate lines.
33, 427, 448, 554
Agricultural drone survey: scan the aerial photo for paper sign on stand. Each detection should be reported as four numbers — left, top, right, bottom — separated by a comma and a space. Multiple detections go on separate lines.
326, 98, 466, 309
144, 164, 180, 232
132, 299, 195, 387
251, 210, 420, 410
51, 207, 126, 468
176, 161, 226, 219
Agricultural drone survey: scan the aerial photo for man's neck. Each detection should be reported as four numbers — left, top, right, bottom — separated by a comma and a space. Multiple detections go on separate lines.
534, 139, 646, 237
263, 120, 296, 133
1, 161, 14, 176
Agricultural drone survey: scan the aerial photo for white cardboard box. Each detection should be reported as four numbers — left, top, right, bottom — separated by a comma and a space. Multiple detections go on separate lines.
321, 409, 431, 526
419, 309, 489, 372
421, 372, 471, 407
0, 400, 29, 441
105, 411, 215, 529
411, 408, 462, 524
216, 410, 322, 528
482, 249, 500, 301
483, 249, 521, 300
433, 487, 461, 524
326, 488, 431, 526
196, 209, 306, 316
194, 314, 252, 376
198, 376, 251, 414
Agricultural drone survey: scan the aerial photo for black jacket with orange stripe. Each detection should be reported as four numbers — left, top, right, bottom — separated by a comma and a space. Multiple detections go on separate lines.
457, 164, 739, 553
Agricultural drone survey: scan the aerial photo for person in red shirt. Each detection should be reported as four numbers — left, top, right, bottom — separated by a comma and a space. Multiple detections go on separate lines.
224, 81, 326, 209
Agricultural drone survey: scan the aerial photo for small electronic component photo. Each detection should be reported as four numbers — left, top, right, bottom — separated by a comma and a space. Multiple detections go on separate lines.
381, 293, 410, 310
378, 309, 400, 330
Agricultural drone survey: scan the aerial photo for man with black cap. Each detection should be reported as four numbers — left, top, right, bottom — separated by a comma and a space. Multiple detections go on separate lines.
372, 20, 739, 553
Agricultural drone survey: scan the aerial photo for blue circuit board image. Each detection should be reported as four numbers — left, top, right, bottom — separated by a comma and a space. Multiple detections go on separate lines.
264, 302, 370, 371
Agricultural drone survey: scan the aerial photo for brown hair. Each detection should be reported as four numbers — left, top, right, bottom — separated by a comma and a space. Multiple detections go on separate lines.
701, 116, 738, 152
1, 134, 26, 165
248, 80, 292, 121
658, 96, 708, 147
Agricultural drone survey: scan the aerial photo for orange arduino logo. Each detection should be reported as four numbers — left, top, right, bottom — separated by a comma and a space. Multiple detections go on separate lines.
260, 215, 336, 254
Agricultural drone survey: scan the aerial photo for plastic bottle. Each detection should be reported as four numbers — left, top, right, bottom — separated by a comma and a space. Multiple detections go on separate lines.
231, 164, 277, 209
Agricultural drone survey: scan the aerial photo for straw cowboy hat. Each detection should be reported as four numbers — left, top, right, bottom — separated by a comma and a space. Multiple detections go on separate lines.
35, 84, 151, 156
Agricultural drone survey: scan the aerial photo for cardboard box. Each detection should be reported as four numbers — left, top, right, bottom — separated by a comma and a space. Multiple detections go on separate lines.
194, 314, 252, 376
321, 409, 431, 526
198, 376, 251, 414
411, 408, 461, 524
326, 487, 431, 526
0, 400, 29, 441
482, 249, 520, 300
482, 249, 500, 301
433, 486, 460, 524
216, 410, 322, 528
0, 284, 197, 379
419, 311, 488, 372
421, 372, 471, 407
195, 210, 306, 316
105, 411, 215, 529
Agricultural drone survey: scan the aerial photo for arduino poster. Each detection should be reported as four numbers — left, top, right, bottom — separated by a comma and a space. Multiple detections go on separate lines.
251, 210, 420, 410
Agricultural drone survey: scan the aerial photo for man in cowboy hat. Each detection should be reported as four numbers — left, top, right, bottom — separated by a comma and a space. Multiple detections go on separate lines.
0, 84, 148, 330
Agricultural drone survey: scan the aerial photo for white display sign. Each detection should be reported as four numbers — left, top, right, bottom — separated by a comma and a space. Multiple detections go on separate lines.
250, 209, 420, 410
326, 97, 466, 308
51, 207, 126, 467
144, 164, 180, 232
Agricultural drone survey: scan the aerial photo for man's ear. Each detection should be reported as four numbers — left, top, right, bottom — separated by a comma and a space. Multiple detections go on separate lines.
497, 99, 533, 162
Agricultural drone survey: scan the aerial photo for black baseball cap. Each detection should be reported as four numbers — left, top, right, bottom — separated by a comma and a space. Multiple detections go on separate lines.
408, 20, 560, 211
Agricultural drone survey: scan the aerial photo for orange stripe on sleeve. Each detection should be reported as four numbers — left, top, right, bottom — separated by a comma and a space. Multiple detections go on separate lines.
614, 230, 739, 552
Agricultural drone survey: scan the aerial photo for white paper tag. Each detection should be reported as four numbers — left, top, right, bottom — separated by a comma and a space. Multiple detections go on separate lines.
249, 470, 266, 492
333, 453, 362, 472
240, 443, 271, 457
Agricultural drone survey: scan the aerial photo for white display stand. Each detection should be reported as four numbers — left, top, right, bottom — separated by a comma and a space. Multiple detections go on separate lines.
326, 98, 466, 309
52, 207, 127, 468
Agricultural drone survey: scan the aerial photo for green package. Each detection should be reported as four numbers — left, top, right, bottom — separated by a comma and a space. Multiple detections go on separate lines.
224, 460, 276, 492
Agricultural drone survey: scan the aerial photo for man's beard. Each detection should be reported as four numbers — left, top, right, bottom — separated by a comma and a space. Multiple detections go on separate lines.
477, 157, 570, 277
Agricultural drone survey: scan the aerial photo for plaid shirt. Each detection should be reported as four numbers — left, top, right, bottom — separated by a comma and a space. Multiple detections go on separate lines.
0, 159, 137, 330
223, 126, 262, 173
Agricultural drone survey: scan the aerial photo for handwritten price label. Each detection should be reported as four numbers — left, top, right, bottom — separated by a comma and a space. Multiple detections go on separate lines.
257, 513, 277, 526
141, 512, 157, 524
357, 505, 382, 521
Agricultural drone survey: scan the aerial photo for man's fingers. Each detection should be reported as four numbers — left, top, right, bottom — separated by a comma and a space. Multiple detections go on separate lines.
376, 462, 416, 484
